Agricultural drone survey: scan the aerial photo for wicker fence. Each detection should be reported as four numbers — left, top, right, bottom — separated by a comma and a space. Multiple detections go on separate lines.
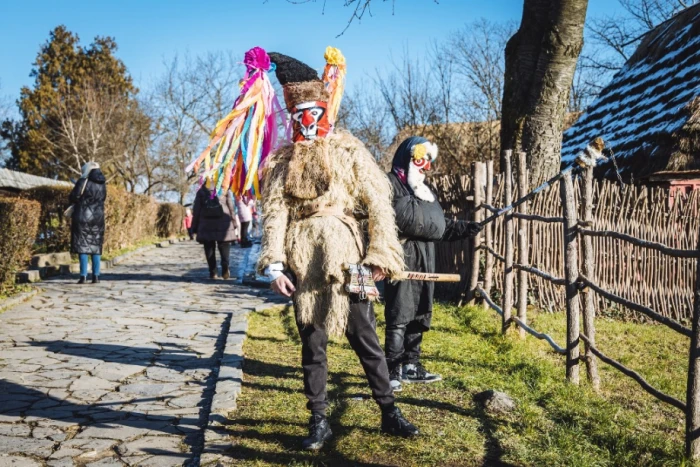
433, 160, 700, 322
444, 152, 700, 459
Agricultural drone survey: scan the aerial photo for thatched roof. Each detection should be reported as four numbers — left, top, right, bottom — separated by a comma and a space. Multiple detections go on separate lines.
0, 168, 72, 193
561, 5, 700, 182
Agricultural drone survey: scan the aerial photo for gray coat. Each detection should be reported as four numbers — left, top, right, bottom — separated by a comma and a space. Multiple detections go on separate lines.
192, 186, 237, 243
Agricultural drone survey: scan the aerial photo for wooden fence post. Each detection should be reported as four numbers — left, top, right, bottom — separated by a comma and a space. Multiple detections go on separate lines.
560, 172, 580, 384
517, 151, 529, 339
503, 151, 514, 333
685, 227, 700, 460
483, 160, 495, 309
581, 166, 601, 391
467, 162, 486, 304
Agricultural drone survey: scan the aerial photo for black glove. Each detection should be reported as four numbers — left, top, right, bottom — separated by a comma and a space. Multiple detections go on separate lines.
464, 221, 483, 237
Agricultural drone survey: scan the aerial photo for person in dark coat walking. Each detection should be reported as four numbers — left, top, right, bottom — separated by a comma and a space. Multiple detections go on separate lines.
70, 161, 107, 284
384, 136, 482, 391
192, 181, 237, 279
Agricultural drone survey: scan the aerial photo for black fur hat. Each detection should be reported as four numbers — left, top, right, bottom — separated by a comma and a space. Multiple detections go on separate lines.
268, 52, 319, 85
268, 52, 328, 109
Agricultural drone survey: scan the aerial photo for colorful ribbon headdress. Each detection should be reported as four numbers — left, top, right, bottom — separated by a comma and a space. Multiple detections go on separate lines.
321, 46, 346, 128
186, 47, 286, 198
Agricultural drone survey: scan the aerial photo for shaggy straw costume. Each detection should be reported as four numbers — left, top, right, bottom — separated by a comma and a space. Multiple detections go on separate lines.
258, 48, 418, 447
259, 130, 404, 336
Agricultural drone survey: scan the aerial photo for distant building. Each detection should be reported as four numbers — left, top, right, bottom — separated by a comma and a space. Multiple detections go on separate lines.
0, 168, 72, 197
562, 4, 700, 199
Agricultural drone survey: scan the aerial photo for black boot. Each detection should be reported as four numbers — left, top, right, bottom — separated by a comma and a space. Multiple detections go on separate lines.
381, 406, 419, 437
301, 413, 332, 450
92, 275, 100, 284
77, 276, 86, 284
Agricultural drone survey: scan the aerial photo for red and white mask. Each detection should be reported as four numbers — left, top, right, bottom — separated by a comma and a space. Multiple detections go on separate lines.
408, 141, 439, 202
291, 101, 330, 142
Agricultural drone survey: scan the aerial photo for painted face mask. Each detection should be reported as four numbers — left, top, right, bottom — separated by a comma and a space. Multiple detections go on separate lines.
407, 141, 439, 202
291, 101, 330, 142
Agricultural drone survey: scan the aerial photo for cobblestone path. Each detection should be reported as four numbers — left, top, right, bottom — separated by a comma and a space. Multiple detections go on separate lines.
0, 241, 281, 466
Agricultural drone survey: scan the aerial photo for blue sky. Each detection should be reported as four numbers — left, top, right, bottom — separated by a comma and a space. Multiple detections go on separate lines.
0, 0, 624, 105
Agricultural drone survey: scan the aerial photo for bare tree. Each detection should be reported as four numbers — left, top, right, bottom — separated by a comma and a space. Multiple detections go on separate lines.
37, 80, 144, 178
336, 88, 392, 161
449, 19, 515, 122
583, 0, 698, 82
152, 51, 241, 203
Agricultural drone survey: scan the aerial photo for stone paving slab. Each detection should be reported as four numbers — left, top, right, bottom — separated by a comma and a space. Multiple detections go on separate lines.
0, 241, 286, 466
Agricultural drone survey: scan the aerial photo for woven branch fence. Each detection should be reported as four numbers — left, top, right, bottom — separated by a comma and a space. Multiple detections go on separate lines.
433, 161, 700, 322
448, 152, 700, 460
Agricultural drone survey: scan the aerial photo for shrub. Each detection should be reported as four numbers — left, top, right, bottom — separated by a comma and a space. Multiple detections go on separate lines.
156, 203, 185, 238
23, 184, 163, 256
22, 185, 73, 253
0, 197, 41, 293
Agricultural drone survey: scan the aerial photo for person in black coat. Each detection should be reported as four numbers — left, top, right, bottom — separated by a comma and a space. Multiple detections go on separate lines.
384, 136, 481, 391
191, 182, 238, 279
70, 161, 107, 284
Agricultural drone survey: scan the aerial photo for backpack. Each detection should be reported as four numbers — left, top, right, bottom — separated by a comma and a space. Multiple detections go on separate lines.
202, 195, 224, 218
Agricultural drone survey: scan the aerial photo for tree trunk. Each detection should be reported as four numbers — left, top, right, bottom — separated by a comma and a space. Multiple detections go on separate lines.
501, 0, 588, 185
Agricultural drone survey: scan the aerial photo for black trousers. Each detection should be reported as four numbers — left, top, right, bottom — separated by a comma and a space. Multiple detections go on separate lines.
385, 322, 424, 371
297, 297, 394, 414
202, 241, 231, 274
240, 221, 251, 245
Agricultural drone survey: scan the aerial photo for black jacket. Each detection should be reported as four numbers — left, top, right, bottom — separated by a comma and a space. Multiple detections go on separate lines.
384, 172, 477, 329
192, 186, 237, 243
70, 169, 107, 255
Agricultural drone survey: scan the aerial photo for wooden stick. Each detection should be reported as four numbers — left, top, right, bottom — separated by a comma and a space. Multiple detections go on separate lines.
579, 228, 700, 258
579, 334, 685, 412
483, 160, 495, 310
581, 166, 601, 392
396, 271, 461, 282
517, 151, 529, 339
512, 213, 565, 223
579, 275, 692, 337
685, 217, 700, 459
467, 162, 486, 303
502, 151, 514, 333
561, 173, 580, 385
477, 286, 566, 354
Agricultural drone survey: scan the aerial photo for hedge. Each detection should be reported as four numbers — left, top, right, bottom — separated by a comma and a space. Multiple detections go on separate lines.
22, 185, 183, 256
157, 203, 185, 239
0, 197, 41, 293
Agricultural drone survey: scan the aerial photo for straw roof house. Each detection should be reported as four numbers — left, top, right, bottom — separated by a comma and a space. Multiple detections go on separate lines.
561, 4, 700, 193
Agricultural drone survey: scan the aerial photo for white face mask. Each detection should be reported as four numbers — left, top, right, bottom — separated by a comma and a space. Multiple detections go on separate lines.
407, 142, 438, 202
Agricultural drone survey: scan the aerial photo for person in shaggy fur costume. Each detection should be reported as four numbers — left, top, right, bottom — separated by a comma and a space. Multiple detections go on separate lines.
259, 48, 419, 450
384, 136, 482, 392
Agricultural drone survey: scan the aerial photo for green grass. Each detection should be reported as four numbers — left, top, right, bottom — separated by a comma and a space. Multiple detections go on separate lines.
226, 303, 689, 466
0, 284, 33, 303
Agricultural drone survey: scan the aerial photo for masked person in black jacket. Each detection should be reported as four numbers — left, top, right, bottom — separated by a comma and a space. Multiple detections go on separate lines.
384, 136, 482, 391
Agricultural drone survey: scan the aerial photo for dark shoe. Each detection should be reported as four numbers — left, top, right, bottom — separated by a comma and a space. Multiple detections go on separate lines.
222, 270, 230, 280
381, 406, 419, 437
209, 271, 218, 279
77, 276, 86, 284
389, 365, 403, 393
403, 362, 442, 384
92, 275, 100, 284
301, 414, 332, 450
